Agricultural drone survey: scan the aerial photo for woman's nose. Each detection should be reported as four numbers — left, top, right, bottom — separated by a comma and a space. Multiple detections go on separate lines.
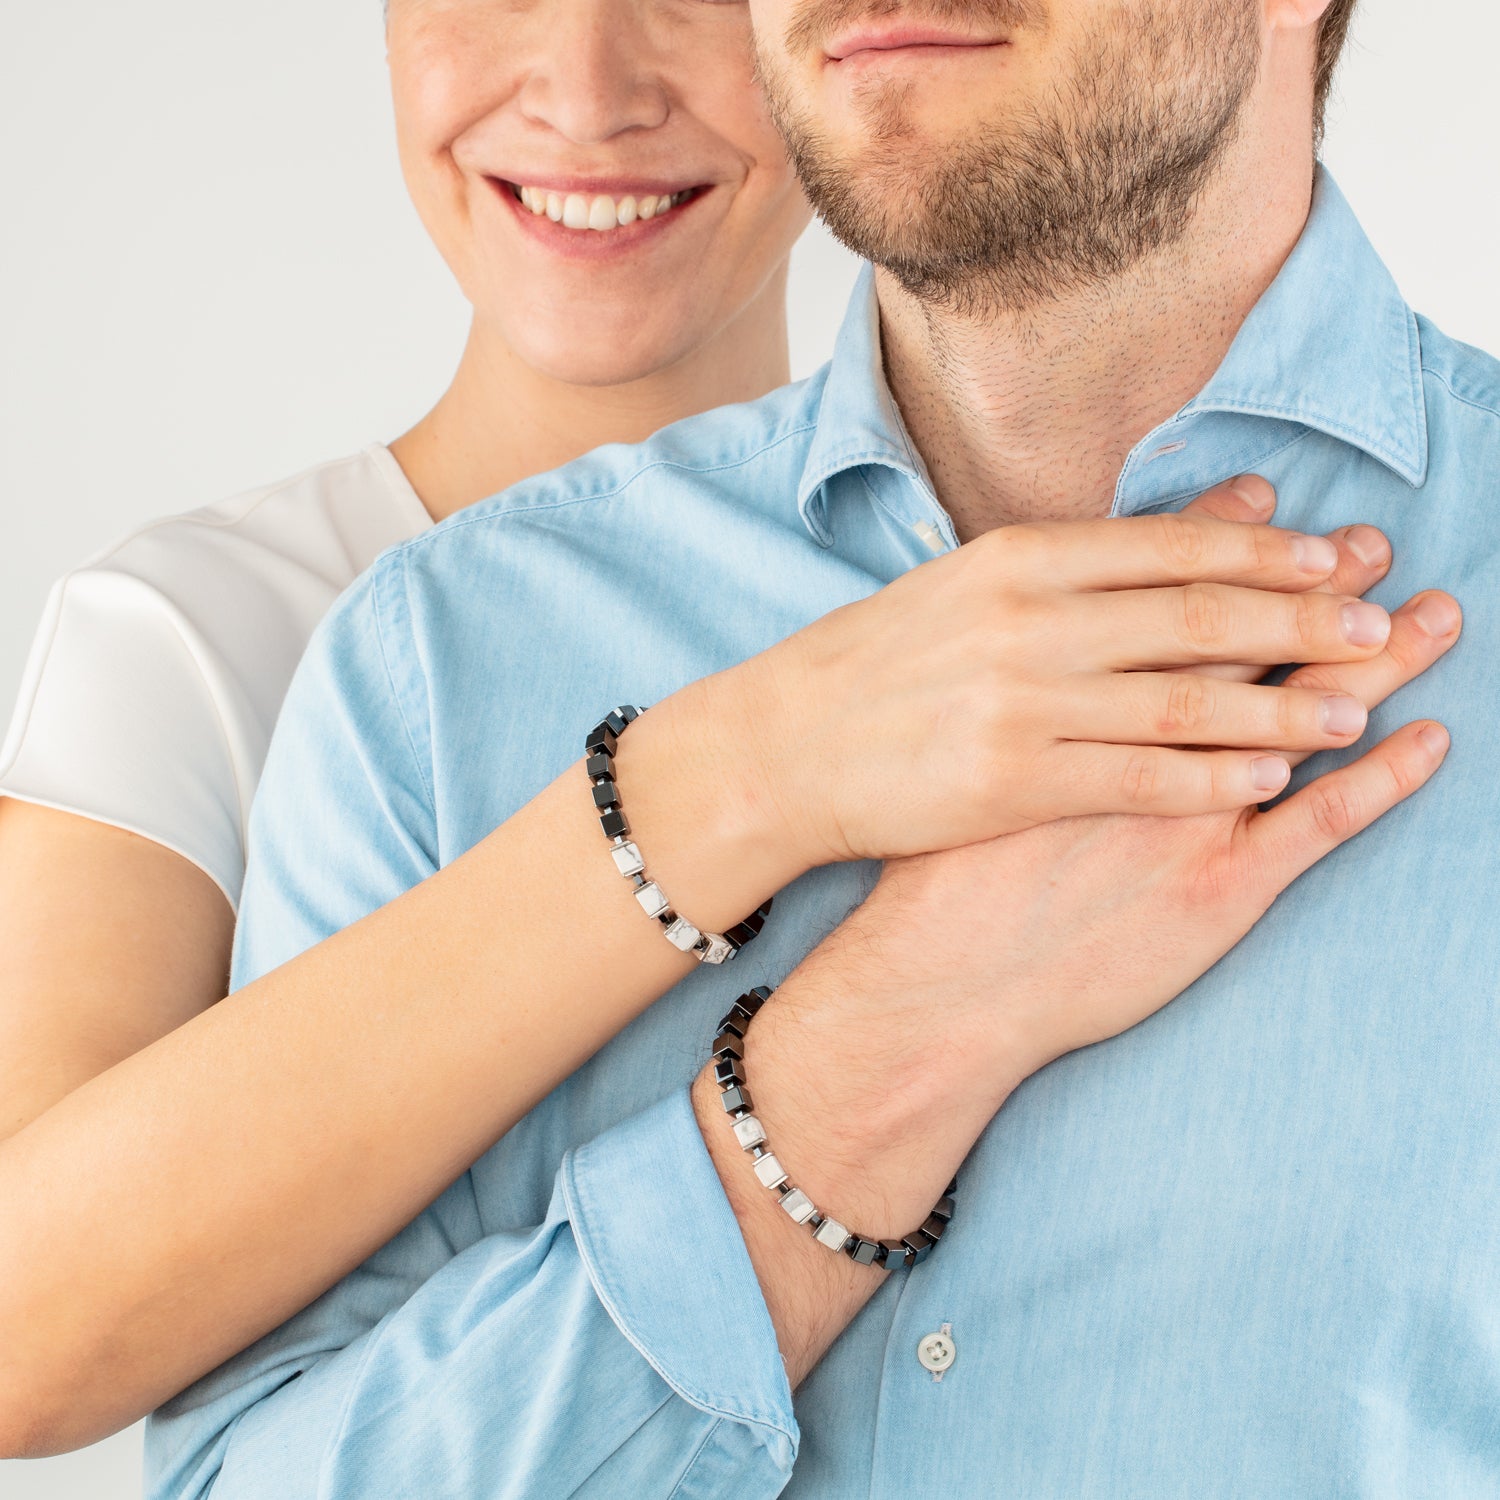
517, 0, 670, 145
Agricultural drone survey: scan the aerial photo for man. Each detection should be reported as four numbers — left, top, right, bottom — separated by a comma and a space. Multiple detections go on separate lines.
147, 0, 1499, 1494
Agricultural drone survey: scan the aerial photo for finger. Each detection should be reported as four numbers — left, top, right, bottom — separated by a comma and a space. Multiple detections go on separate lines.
1169, 523, 1395, 687
1278, 591, 1463, 768
1320, 524, 1392, 599
1054, 672, 1368, 751
1005, 508, 1339, 593
1038, 741, 1292, 819
1178, 474, 1278, 524
1247, 720, 1450, 889
1074, 582, 1392, 670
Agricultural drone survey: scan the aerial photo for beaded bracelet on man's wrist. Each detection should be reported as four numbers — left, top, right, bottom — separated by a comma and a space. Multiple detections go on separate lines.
712, 985, 957, 1270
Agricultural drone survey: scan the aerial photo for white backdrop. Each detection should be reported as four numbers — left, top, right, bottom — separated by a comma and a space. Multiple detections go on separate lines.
2, 1, 1496, 1495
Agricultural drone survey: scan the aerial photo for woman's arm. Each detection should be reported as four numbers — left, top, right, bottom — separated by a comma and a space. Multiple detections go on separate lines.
0, 483, 1405, 1455
0, 669, 800, 1458
0, 801, 234, 1142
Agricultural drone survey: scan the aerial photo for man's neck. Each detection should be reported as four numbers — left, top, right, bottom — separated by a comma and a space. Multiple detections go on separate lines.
879, 157, 1316, 543
390, 266, 792, 524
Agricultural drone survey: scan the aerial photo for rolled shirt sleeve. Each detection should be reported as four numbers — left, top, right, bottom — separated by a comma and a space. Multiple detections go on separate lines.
143, 558, 798, 1499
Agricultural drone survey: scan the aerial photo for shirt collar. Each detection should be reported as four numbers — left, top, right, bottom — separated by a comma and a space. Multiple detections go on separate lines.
797, 261, 931, 546
798, 163, 1428, 544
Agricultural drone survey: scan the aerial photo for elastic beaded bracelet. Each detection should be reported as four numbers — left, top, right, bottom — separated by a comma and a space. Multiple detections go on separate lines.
586, 704, 773, 965
712, 985, 957, 1270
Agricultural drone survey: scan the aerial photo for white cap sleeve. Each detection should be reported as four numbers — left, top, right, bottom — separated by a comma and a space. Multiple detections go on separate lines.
0, 568, 247, 910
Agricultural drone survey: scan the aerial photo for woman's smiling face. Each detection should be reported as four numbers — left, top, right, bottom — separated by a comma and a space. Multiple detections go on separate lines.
387, 0, 811, 387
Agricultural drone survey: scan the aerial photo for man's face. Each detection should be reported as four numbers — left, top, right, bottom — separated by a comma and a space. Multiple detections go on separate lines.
749, 0, 1265, 312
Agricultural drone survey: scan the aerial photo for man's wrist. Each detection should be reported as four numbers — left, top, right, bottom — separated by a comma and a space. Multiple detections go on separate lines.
721, 890, 1022, 1241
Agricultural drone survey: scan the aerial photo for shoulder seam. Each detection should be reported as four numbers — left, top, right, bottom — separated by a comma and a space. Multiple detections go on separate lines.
370, 555, 438, 821
381, 421, 822, 562
1422, 364, 1500, 423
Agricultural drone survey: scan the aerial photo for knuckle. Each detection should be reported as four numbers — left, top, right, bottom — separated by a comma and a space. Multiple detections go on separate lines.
1120, 749, 1164, 807
1177, 582, 1232, 651
1270, 686, 1301, 743
1160, 673, 1216, 737
1307, 781, 1363, 843
1155, 514, 1212, 573
1284, 663, 1341, 694
1382, 749, 1422, 801
978, 520, 1043, 577
1291, 589, 1323, 652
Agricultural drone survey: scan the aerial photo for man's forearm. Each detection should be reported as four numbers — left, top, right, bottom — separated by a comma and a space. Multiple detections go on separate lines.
692, 884, 1023, 1388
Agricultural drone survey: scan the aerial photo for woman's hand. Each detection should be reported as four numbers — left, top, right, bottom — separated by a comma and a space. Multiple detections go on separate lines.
733, 477, 1413, 866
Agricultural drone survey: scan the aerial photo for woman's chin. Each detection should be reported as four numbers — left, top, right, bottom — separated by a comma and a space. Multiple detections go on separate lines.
505, 322, 703, 392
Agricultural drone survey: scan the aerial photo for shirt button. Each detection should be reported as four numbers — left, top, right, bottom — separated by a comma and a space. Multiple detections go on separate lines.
917, 1329, 956, 1373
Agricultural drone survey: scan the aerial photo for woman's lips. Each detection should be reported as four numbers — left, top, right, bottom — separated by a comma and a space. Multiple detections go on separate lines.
486, 177, 709, 259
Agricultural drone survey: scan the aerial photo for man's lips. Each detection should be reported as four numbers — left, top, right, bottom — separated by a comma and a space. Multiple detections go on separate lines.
825, 25, 1008, 61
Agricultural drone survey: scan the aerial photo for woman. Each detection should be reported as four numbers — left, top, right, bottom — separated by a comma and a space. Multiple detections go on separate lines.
0, 0, 1459, 1466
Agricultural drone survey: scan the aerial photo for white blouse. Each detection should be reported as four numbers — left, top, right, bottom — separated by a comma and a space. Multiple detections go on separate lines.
0, 443, 433, 910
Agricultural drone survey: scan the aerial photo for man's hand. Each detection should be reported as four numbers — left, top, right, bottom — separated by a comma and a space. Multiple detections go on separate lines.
692, 478, 1458, 1393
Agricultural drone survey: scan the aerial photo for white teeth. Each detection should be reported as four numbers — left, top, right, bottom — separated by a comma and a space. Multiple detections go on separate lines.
513, 184, 690, 231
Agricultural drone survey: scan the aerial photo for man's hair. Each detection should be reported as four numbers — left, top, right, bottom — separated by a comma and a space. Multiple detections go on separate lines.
1314, 0, 1358, 143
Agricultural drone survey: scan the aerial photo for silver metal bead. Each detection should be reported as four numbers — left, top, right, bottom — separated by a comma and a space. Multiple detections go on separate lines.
779, 1188, 816, 1224
753, 1153, 788, 1189
610, 840, 645, 877
814, 1217, 851, 1252
732, 1116, 767, 1150
664, 916, 702, 951
634, 882, 669, 918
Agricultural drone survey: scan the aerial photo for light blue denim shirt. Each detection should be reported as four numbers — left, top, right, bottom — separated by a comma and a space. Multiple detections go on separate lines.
147, 167, 1500, 1498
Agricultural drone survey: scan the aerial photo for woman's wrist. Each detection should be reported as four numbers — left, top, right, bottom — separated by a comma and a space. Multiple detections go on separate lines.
606, 668, 818, 931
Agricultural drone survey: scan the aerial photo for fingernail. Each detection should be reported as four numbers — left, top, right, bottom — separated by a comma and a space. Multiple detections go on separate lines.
1319, 694, 1367, 736
1230, 476, 1276, 515
1413, 595, 1460, 637
1252, 755, 1291, 792
1341, 601, 1391, 647
1417, 723, 1450, 756
1292, 535, 1338, 573
1343, 526, 1390, 569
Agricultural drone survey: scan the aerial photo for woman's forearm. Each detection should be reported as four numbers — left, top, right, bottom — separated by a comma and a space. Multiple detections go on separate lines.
0, 673, 808, 1453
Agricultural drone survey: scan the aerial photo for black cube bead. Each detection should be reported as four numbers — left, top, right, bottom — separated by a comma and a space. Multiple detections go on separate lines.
847, 1238, 883, 1267
585, 723, 618, 756
878, 1239, 913, 1270
901, 1230, 936, 1266
929, 1194, 955, 1223
604, 708, 629, 736
710, 1029, 744, 1061
713, 1055, 747, 1088
599, 808, 629, 839
619, 705, 642, 723
591, 779, 620, 811
585, 751, 612, 779
719, 1084, 753, 1115
920, 1213, 948, 1242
